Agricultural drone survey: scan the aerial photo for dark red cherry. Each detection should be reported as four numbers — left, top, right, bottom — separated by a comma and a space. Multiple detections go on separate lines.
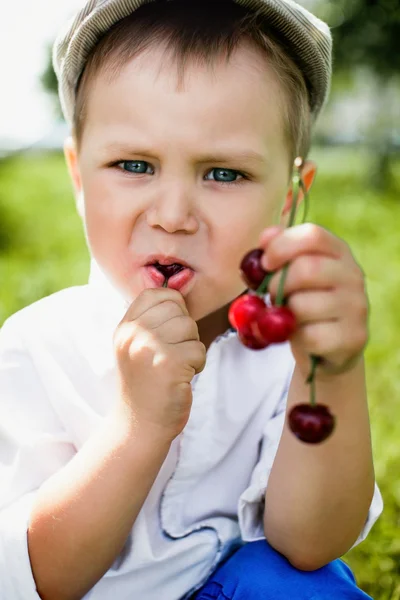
240, 249, 270, 290
154, 263, 184, 278
238, 326, 270, 350
288, 404, 335, 444
258, 306, 297, 344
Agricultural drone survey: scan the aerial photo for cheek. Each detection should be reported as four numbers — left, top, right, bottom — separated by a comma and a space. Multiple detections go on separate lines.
204, 201, 276, 303
213, 199, 276, 270
83, 182, 132, 245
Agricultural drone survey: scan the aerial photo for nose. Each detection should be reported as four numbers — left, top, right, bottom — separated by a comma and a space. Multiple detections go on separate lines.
146, 182, 199, 234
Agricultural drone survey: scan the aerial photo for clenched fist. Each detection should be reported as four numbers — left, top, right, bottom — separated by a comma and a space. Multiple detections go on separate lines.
259, 223, 369, 380
113, 288, 206, 441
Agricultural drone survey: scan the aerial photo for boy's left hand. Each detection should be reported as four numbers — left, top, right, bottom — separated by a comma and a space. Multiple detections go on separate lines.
259, 223, 369, 380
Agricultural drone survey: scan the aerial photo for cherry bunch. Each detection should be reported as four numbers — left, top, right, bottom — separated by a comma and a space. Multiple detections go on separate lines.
228, 158, 335, 444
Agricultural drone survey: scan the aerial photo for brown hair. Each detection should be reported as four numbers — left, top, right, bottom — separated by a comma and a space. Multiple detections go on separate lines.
73, 0, 312, 173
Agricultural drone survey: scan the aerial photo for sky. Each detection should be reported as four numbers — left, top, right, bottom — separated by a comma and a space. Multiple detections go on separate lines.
0, 0, 85, 148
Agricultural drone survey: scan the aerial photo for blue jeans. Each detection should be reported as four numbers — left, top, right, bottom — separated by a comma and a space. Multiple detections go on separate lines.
193, 540, 372, 599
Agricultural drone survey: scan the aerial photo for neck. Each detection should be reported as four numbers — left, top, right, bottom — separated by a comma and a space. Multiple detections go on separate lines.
196, 302, 232, 351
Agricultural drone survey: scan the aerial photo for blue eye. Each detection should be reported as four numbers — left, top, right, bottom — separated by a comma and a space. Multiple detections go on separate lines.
113, 161, 247, 185
118, 160, 153, 174
205, 168, 244, 184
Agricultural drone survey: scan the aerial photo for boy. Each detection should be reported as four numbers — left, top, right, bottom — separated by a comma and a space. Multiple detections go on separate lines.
0, 1, 383, 599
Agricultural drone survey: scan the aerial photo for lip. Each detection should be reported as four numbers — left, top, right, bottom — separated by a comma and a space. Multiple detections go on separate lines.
167, 267, 195, 292
142, 265, 196, 293
143, 254, 193, 270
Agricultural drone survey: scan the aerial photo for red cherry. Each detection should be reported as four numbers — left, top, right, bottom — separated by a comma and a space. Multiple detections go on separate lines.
228, 294, 266, 331
288, 404, 335, 444
258, 305, 297, 344
240, 249, 270, 290
229, 294, 271, 350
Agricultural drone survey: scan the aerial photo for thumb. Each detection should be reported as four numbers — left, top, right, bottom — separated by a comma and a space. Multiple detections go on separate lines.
258, 225, 284, 249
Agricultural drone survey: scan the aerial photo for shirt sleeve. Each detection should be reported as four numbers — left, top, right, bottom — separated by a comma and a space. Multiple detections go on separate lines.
237, 360, 384, 546
0, 316, 77, 599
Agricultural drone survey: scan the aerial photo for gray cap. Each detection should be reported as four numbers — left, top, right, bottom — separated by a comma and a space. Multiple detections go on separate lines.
53, 0, 332, 128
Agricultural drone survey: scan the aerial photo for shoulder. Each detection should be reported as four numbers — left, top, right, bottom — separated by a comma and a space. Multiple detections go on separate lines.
0, 285, 91, 348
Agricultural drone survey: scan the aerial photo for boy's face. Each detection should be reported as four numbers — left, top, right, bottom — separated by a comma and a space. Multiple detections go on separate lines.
66, 42, 307, 322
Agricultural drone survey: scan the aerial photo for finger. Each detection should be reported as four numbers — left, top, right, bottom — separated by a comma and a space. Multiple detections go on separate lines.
268, 255, 347, 300
291, 319, 367, 371
291, 320, 342, 360
286, 290, 341, 325
179, 340, 207, 374
138, 300, 187, 330
261, 223, 347, 272
287, 288, 369, 327
121, 288, 189, 324
258, 225, 284, 249
157, 315, 200, 344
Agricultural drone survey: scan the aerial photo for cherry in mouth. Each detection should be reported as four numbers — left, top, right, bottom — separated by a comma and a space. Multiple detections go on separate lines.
153, 263, 185, 278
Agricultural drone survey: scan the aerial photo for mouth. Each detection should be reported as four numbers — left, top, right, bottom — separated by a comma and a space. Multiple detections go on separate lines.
143, 255, 195, 291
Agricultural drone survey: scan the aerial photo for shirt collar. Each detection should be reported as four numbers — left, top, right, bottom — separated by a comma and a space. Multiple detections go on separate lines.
87, 259, 131, 331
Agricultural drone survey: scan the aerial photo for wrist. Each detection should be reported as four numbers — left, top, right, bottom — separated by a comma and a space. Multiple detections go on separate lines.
288, 355, 367, 413
318, 351, 365, 381
107, 401, 177, 450
316, 353, 365, 389
295, 351, 365, 386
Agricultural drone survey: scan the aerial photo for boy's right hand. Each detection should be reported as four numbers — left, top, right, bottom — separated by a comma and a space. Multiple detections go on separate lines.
113, 288, 206, 442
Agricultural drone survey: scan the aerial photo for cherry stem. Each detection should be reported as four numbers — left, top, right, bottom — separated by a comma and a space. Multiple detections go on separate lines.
275, 264, 289, 307
300, 178, 310, 224
256, 271, 275, 295
275, 160, 303, 307
162, 280, 168, 288
306, 355, 321, 406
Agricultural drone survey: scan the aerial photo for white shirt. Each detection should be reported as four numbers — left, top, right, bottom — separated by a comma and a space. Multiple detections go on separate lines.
0, 263, 383, 600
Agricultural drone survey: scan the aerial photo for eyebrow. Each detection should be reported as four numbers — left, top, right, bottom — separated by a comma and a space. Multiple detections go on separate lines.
197, 150, 267, 166
101, 143, 267, 166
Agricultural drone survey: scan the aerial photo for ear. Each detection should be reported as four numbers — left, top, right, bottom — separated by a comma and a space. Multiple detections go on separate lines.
279, 160, 317, 227
64, 136, 84, 218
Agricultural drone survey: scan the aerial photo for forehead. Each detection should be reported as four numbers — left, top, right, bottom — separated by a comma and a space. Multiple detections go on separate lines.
81, 41, 288, 159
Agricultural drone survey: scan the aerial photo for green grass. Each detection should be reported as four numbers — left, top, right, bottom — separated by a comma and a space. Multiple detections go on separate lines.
0, 152, 89, 323
1, 147, 400, 597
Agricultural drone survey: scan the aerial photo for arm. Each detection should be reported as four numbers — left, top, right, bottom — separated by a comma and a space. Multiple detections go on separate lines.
28, 406, 171, 600
258, 222, 377, 570
28, 287, 205, 600
263, 357, 375, 571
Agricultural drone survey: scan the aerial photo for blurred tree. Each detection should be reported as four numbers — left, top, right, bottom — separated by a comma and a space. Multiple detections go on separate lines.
331, 0, 400, 76
321, 0, 400, 190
